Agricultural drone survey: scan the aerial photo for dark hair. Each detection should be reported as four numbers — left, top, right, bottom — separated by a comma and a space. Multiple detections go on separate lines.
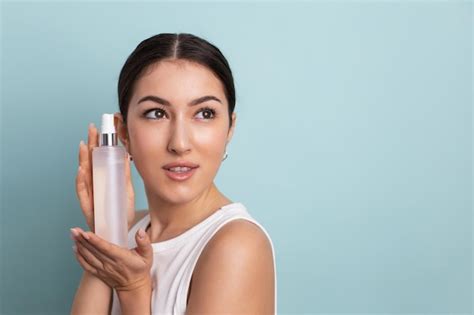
117, 33, 236, 129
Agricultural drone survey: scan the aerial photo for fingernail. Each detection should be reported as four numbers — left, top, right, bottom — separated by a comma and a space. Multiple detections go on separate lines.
138, 228, 146, 239
82, 232, 90, 240
89, 123, 95, 129
72, 245, 77, 253
79, 140, 84, 147
70, 228, 79, 238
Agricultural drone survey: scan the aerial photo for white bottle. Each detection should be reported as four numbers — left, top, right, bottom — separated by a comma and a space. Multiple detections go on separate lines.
92, 113, 128, 248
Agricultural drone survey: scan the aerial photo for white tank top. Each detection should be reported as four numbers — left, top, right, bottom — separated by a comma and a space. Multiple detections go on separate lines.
110, 202, 277, 314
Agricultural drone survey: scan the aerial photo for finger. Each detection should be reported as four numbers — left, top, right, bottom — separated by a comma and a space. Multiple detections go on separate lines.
76, 167, 92, 213
74, 246, 99, 276
125, 152, 132, 190
76, 241, 105, 271
82, 231, 123, 261
78, 141, 92, 201
124, 155, 136, 228
125, 153, 135, 205
78, 140, 88, 169
78, 141, 92, 190
78, 140, 85, 167
87, 123, 99, 163
75, 168, 93, 230
74, 228, 117, 264
87, 124, 98, 189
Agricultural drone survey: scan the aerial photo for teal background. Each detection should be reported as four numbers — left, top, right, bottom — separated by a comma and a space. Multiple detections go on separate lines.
1, 1, 472, 314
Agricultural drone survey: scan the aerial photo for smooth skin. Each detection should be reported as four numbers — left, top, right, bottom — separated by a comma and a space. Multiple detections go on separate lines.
70, 227, 153, 291
72, 58, 275, 314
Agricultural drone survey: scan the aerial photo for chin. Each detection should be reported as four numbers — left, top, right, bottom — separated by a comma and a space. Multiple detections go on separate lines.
156, 183, 199, 204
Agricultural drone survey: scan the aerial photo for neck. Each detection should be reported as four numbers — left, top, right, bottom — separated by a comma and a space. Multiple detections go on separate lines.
144, 182, 232, 243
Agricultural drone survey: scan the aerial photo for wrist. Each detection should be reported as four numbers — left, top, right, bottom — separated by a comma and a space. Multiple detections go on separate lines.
116, 276, 152, 295
116, 277, 152, 315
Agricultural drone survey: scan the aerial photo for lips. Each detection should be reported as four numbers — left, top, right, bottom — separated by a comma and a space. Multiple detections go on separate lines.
163, 166, 198, 181
162, 161, 199, 170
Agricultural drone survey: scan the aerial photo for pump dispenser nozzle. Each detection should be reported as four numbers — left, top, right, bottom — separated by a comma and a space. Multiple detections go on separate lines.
99, 113, 118, 147
102, 113, 116, 133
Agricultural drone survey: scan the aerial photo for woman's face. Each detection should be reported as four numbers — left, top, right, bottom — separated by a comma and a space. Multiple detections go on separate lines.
116, 59, 236, 204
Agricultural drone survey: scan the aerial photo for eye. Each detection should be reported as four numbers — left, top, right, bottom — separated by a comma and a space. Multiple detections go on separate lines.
196, 107, 216, 120
143, 106, 217, 120
143, 108, 167, 120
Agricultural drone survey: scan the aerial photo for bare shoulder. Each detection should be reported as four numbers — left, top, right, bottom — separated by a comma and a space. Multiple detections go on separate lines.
209, 219, 273, 251
200, 219, 274, 265
186, 219, 275, 313
128, 209, 149, 231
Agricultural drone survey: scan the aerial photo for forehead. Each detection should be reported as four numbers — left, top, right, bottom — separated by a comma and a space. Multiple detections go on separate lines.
132, 60, 226, 104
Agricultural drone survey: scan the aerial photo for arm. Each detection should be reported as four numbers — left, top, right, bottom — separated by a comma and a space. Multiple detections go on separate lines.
185, 219, 275, 314
116, 276, 153, 315
70, 271, 112, 315
70, 210, 149, 314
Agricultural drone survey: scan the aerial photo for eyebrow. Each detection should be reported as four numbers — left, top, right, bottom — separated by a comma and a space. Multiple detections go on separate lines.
137, 95, 222, 107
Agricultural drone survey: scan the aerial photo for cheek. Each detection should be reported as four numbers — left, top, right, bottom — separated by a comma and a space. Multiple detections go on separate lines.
129, 127, 165, 152
192, 128, 227, 155
128, 122, 227, 158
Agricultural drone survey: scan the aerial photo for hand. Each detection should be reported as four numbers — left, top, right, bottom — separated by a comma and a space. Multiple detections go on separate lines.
70, 226, 154, 291
76, 123, 136, 232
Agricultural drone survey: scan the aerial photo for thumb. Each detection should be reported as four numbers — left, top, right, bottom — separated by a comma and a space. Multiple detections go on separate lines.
135, 228, 153, 260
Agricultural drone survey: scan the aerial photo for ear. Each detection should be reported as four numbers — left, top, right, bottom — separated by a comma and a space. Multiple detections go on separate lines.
226, 112, 237, 145
114, 112, 130, 153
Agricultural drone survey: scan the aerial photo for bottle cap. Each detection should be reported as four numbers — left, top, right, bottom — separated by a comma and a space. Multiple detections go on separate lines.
101, 113, 116, 134
99, 113, 118, 146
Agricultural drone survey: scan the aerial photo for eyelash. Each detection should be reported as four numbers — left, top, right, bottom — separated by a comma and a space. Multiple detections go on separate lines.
143, 106, 217, 120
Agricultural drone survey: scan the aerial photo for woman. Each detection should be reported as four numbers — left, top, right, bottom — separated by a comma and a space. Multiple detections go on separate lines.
70, 33, 276, 314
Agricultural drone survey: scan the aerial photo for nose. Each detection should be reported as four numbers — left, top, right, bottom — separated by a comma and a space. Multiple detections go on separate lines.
167, 118, 192, 155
